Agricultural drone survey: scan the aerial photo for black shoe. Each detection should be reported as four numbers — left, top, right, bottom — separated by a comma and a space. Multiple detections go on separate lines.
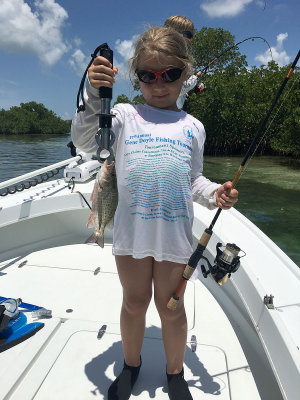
167, 368, 193, 400
108, 358, 141, 400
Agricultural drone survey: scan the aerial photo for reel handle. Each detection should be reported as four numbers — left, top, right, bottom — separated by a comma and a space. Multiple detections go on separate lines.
99, 45, 113, 99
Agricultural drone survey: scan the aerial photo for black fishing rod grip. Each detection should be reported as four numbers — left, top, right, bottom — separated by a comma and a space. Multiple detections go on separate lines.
182, 228, 212, 279
99, 45, 113, 99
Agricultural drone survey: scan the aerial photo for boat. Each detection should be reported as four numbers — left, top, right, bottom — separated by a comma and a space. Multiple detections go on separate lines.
0, 152, 299, 400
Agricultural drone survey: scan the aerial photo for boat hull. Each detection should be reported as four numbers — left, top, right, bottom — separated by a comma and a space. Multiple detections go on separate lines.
0, 178, 299, 399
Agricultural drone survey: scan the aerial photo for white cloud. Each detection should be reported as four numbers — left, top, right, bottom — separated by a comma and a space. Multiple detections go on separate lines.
69, 49, 89, 77
115, 36, 138, 60
200, 0, 253, 18
0, 0, 69, 66
276, 33, 288, 49
74, 37, 82, 48
256, 0, 266, 9
255, 33, 290, 66
114, 35, 139, 78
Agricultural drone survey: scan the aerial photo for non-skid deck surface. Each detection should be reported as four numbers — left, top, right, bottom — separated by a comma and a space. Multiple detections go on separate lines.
0, 244, 260, 399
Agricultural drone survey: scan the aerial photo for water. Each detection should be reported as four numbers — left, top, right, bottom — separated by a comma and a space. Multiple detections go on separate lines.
0, 134, 71, 181
203, 156, 300, 267
0, 134, 299, 266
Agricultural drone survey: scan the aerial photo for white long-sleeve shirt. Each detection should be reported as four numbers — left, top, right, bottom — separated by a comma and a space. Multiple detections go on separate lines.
71, 83, 219, 263
176, 75, 198, 109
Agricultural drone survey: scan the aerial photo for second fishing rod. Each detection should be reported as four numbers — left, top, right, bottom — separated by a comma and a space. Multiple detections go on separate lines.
167, 49, 300, 311
188, 36, 273, 96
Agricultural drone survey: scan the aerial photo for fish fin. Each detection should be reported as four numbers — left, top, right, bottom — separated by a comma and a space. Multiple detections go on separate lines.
86, 213, 94, 228
90, 177, 102, 201
85, 232, 104, 248
87, 179, 103, 228
85, 233, 98, 244
96, 235, 104, 248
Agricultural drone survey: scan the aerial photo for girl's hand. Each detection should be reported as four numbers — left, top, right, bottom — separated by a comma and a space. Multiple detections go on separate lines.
88, 56, 118, 89
215, 182, 238, 210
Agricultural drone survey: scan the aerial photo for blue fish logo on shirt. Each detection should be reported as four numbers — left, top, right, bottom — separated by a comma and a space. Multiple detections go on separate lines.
183, 126, 194, 142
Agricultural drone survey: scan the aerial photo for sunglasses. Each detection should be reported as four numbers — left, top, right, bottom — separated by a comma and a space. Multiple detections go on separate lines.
181, 31, 193, 39
135, 67, 184, 84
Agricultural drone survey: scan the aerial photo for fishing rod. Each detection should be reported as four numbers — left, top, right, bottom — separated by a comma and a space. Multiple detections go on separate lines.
168, 49, 300, 311
197, 36, 273, 76
76, 43, 115, 163
189, 36, 273, 95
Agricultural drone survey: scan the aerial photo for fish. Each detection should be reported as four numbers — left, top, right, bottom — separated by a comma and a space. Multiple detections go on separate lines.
85, 160, 118, 248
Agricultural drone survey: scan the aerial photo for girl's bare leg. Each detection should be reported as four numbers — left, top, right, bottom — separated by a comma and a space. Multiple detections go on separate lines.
115, 255, 153, 367
153, 260, 187, 374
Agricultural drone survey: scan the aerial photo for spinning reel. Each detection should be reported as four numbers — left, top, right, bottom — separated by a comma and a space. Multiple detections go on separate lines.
200, 243, 245, 285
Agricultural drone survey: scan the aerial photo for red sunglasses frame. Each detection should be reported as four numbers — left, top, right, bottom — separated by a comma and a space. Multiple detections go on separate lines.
135, 67, 184, 84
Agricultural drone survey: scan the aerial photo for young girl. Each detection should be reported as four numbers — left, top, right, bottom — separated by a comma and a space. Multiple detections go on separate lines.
71, 27, 238, 400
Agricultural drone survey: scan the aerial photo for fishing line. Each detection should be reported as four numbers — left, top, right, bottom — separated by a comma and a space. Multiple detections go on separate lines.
68, 177, 92, 210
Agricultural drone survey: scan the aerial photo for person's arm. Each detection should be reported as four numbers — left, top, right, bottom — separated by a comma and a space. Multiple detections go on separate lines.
192, 170, 238, 210
177, 75, 198, 109
190, 121, 238, 210
190, 121, 220, 209
215, 182, 238, 210
183, 75, 198, 91
71, 56, 118, 153
192, 174, 220, 210
71, 81, 102, 153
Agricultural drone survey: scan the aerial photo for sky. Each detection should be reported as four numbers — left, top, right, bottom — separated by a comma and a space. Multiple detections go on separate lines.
0, 0, 299, 120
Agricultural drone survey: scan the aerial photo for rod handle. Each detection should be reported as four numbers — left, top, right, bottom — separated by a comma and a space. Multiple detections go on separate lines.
167, 296, 180, 311
99, 46, 113, 99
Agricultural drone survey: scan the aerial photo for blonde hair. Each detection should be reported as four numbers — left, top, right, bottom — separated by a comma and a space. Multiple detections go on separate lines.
164, 15, 195, 36
130, 27, 193, 79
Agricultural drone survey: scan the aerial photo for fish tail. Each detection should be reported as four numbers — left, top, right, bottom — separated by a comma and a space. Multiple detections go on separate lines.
85, 232, 98, 244
96, 235, 104, 248
95, 227, 105, 248
85, 232, 104, 248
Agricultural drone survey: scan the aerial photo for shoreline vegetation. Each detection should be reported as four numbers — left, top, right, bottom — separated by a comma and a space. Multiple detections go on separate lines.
1, 27, 299, 157
0, 102, 71, 136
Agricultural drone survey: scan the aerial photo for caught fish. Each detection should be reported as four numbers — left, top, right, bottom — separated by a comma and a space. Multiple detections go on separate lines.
85, 160, 118, 248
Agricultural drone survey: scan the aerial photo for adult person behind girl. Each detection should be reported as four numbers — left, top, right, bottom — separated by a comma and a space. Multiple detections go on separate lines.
71, 26, 238, 400
164, 15, 203, 109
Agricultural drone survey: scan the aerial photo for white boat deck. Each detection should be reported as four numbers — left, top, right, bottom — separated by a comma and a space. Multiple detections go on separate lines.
1, 175, 300, 400
0, 243, 259, 400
